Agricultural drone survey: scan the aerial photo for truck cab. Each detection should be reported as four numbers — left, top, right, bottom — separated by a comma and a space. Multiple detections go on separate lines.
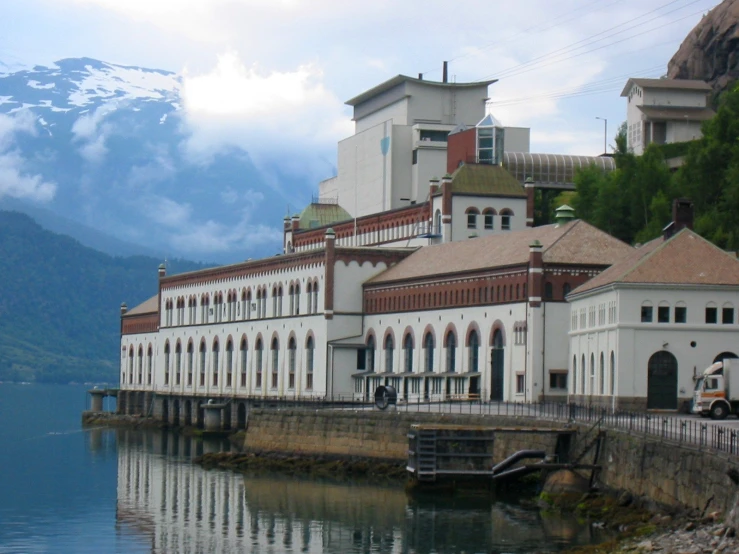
692, 360, 738, 420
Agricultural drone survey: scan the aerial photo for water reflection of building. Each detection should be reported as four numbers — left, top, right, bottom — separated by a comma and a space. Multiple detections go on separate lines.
114, 430, 601, 553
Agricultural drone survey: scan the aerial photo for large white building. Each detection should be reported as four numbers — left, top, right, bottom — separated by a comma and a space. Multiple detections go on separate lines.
621, 78, 714, 155
116, 74, 739, 426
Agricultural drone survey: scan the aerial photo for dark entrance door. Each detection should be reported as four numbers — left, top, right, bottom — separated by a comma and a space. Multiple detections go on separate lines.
468, 376, 480, 395
647, 351, 678, 409
490, 330, 504, 401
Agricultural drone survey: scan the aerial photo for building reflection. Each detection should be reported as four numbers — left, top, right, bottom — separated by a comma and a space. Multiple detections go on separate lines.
112, 429, 603, 554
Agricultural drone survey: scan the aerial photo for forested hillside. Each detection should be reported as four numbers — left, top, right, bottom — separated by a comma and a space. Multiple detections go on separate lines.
570, 84, 739, 248
0, 211, 210, 384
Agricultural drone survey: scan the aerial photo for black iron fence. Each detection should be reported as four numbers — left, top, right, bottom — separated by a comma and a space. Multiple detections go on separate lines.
244, 395, 739, 457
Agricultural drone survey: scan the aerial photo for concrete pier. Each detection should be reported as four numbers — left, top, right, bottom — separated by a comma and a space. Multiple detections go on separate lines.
87, 388, 118, 412
203, 401, 228, 432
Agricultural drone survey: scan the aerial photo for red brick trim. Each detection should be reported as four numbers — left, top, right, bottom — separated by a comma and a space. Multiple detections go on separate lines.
489, 321, 506, 347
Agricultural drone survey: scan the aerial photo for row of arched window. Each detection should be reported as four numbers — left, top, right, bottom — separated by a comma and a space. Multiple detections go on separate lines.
362, 324, 504, 375
123, 333, 316, 393
162, 279, 321, 327
464, 207, 514, 231
571, 351, 615, 396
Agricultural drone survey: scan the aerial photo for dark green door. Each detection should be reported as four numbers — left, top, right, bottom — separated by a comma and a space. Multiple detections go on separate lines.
491, 330, 504, 401
647, 351, 678, 409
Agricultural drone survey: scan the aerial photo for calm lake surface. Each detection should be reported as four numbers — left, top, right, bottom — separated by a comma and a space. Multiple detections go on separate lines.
0, 384, 609, 553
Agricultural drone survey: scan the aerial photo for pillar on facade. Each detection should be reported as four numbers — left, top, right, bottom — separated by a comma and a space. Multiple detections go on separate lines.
527, 239, 545, 402
525, 177, 535, 228
202, 400, 227, 432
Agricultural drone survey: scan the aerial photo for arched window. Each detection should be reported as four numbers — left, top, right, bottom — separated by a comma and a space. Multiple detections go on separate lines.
610, 351, 615, 395
589, 353, 595, 394
295, 285, 301, 315
164, 342, 170, 385
424, 332, 434, 373
572, 355, 577, 395
306, 336, 314, 390
187, 342, 194, 386
212, 339, 220, 387
466, 207, 479, 229
500, 208, 513, 230
446, 332, 456, 373
289, 285, 295, 315
544, 282, 553, 300
434, 209, 442, 234
199, 341, 206, 387
385, 334, 394, 373
245, 290, 252, 320
240, 338, 248, 387
599, 352, 605, 395
312, 282, 319, 314
147, 346, 153, 385
271, 337, 279, 389
580, 354, 585, 394
175, 341, 182, 386
306, 283, 313, 315
404, 334, 414, 373
255, 339, 263, 389
226, 339, 234, 387
272, 286, 278, 317
366, 335, 376, 372
468, 330, 479, 373
288, 337, 297, 389
127, 346, 133, 384
137, 346, 143, 384
482, 208, 495, 230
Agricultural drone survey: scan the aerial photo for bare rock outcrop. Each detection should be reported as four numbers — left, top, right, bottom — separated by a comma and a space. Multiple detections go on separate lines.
667, 0, 739, 93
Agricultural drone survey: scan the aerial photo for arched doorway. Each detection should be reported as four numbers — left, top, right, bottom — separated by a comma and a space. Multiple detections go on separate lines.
713, 352, 739, 364
490, 329, 504, 401
223, 403, 232, 431
647, 351, 678, 410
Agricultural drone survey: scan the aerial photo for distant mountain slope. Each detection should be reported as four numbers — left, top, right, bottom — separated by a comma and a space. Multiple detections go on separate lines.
0, 57, 301, 264
0, 210, 209, 383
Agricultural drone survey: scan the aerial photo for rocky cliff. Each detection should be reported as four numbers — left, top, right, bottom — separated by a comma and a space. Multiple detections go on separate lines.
667, 0, 739, 94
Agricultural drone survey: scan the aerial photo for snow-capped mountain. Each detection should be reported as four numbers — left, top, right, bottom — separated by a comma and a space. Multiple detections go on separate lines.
0, 58, 304, 262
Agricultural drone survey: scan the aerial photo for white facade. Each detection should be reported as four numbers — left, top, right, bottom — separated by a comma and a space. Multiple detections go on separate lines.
622, 78, 712, 155
569, 284, 739, 410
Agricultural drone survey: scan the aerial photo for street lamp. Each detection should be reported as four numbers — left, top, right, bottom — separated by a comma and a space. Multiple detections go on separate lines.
595, 117, 607, 154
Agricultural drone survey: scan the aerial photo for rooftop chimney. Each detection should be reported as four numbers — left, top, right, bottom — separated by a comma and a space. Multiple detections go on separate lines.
442, 61, 448, 83
418, 72, 423, 80
663, 198, 694, 240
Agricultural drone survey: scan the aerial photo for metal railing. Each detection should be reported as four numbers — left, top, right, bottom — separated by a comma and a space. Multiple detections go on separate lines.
243, 395, 739, 457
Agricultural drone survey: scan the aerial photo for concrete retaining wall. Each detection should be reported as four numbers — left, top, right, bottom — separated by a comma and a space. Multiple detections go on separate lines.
243, 408, 567, 464
596, 428, 739, 516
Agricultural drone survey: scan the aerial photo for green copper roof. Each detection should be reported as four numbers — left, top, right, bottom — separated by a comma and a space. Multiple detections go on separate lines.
446, 164, 526, 197
298, 202, 353, 230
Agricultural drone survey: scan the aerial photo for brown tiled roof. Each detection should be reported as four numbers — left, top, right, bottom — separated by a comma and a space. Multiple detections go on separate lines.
620, 78, 712, 96
124, 295, 158, 316
572, 229, 739, 295
445, 164, 526, 197
368, 220, 633, 284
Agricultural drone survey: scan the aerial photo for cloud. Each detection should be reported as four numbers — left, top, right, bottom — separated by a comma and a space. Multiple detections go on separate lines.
140, 194, 192, 228
0, 111, 57, 202
71, 105, 116, 163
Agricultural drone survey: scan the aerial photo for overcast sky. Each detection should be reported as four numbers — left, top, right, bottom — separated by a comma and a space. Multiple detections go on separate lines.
1, 0, 717, 158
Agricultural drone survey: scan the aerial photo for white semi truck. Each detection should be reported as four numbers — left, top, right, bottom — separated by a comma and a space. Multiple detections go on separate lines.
692, 359, 739, 420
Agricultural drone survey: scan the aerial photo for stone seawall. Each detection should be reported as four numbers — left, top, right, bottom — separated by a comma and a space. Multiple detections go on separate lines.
244, 408, 739, 517
597, 428, 739, 516
243, 408, 567, 464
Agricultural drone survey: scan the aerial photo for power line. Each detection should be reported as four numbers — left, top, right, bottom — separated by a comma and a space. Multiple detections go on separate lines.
476, 0, 710, 82
488, 5, 710, 83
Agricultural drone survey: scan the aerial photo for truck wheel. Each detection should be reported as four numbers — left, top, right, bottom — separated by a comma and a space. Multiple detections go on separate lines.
710, 403, 729, 420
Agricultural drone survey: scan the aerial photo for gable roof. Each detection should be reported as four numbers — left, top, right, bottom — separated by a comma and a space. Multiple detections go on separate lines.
124, 295, 158, 316
441, 164, 526, 197
571, 229, 739, 296
620, 78, 712, 96
368, 220, 633, 285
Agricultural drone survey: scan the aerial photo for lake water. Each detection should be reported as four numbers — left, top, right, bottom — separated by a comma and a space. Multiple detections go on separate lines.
0, 384, 609, 553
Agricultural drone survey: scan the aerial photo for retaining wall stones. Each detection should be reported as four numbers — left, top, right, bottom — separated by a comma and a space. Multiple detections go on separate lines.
243, 408, 568, 464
